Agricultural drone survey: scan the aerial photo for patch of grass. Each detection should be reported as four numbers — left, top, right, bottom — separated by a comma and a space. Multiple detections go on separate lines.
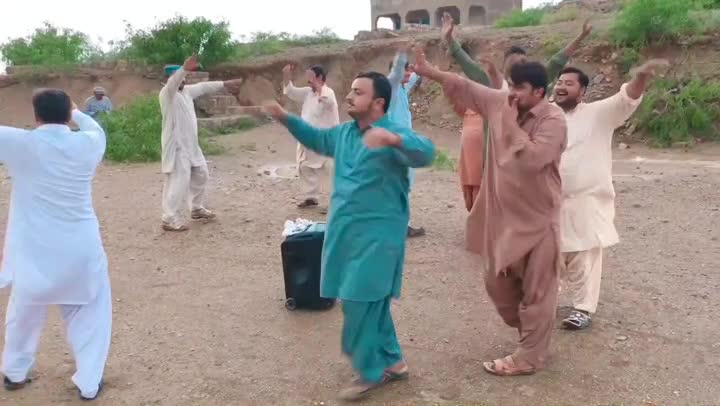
618, 48, 641, 74
432, 150, 456, 171
234, 28, 344, 61
635, 78, 720, 146
99, 95, 224, 162
541, 4, 580, 25
494, 8, 546, 28
609, 0, 713, 49
541, 36, 564, 59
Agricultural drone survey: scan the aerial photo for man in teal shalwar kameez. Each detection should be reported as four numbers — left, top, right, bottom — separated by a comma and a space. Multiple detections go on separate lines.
260, 71, 435, 401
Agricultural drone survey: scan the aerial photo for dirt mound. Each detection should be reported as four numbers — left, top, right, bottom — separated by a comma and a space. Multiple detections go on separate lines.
0, 70, 160, 128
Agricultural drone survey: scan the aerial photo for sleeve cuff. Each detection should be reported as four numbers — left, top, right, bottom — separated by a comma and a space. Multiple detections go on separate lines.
619, 83, 643, 105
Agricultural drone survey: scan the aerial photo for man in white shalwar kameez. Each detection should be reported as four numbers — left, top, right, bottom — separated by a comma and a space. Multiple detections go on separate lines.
552, 59, 668, 330
159, 54, 244, 231
282, 63, 340, 209
0, 89, 110, 401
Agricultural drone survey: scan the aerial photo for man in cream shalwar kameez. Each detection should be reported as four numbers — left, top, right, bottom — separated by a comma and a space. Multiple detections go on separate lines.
159, 54, 243, 231
0, 89, 110, 400
282, 64, 339, 208
553, 60, 667, 330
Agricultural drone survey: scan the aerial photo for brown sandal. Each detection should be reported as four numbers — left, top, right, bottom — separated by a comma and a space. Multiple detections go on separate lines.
483, 355, 536, 377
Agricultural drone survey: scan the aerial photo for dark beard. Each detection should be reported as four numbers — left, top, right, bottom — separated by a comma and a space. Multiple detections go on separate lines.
556, 98, 579, 111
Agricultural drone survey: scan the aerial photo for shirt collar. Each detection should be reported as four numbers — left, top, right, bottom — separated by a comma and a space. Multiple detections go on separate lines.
37, 124, 70, 132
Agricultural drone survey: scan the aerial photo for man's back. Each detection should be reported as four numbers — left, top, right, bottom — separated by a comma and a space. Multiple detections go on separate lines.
0, 110, 107, 304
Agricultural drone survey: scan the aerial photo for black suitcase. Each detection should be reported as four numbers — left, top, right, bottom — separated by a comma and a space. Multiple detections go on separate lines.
280, 225, 335, 311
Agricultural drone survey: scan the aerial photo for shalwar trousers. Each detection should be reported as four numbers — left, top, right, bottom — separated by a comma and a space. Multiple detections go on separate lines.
1, 273, 112, 398
561, 247, 603, 314
341, 297, 403, 383
298, 160, 329, 201
162, 157, 209, 227
484, 230, 560, 369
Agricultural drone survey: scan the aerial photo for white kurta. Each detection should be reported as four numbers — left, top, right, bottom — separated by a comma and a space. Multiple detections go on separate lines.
159, 67, 225, 173
283, 82, 340, 168
0, 110, 107, 305
558, 84, 643, 253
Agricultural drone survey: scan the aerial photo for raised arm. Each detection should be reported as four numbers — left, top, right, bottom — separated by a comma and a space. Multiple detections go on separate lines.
387, 50, 408, 88
283, 81, 312, 103
593, 59, 667, 129
546, 19, 592, 81
440, 12, 491, 86
186, 81, 225, 99
259, 101, 337, 157
413, 47, 506, 118
503, 110, 567, 173
161, 66, 189, 100
72, 108, 107, 154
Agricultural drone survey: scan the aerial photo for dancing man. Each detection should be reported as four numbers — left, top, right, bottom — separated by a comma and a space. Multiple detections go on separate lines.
159, 54, 244, 231
0, 89, 111, 400
553, 60, 668, 330
440, 12, 590, 211
388, 46, 426, 237
282, 63, 340, 210
254, 70, 434, 400
414, 48, 567, 376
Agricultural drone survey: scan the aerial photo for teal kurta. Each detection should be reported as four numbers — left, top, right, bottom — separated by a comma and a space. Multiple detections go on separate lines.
286, 114, 435, 302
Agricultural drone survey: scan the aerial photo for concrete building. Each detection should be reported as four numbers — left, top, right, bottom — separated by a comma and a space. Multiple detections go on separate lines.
370, 0, 523, 30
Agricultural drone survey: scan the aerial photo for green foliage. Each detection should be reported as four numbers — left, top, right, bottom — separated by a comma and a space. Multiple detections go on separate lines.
495, 8, 546, 28
234, 28, 343, 61
432, 150, 456, 171
122, 16, 235, 67
99, 95, 223, 162
0, 23, 94, 67
618, 48, 641, 74
541, 4, 580, 25
541, 36, 563, 59
610, 0, 702, 49
635, 78, 720, 146
696, 0, 720, 9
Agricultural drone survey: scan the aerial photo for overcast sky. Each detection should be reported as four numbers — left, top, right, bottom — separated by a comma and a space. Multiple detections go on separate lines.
1, 0, 559, 45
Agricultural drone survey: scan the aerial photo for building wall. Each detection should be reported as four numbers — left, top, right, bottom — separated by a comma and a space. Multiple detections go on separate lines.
370, 0, 522, 29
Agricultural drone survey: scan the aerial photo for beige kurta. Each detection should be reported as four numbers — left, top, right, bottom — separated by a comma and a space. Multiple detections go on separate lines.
283, 82, 340, 168
558, 84, 643, 253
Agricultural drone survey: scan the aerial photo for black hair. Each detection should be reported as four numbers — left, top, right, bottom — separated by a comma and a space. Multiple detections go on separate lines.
308, 65, 327, 82
32, 88, 72, 124
355, 71, 392, 113
509, 61, 548, 97
504, 46, 527, 59
558, 66, 590, 88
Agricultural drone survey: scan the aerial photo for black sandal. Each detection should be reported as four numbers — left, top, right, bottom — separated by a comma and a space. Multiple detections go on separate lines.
3, 376, 31, 391
79, 380, 104, 401
562, 310, 592, 330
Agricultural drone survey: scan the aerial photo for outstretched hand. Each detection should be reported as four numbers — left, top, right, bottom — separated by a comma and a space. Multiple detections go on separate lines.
581, 18, 592, 39
412, 46, 433, 77
441, 12, 456, 43
224, 78, 244, 95
183, 54, 199, 72
363, 127, 400, 149
631, 59, 670, 77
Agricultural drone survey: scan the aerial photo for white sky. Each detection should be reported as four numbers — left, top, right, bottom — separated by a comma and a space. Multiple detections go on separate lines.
1, 0, 558, 62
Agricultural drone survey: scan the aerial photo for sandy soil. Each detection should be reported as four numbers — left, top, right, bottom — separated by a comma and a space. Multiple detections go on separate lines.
0, 123, 718, 406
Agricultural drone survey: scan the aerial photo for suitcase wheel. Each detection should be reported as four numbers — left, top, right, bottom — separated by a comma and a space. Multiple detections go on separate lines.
285, 298, 297, 311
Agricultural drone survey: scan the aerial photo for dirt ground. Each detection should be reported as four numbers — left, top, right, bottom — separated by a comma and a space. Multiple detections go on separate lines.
0, 122, 718, 406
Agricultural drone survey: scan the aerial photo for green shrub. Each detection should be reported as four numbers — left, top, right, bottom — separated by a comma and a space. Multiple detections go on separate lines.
495, 8, 546, 28
432, 150, 456, 171
541, 36, 564, 59
122, 17, 235, 67
234, 28, 343, 61
99, 95, 223, 162
0, 23, 94, 67
635, 78, 720, 146
610, 0, 699, 48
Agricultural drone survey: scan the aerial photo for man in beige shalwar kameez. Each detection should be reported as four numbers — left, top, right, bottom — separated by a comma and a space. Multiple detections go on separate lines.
414, 48, 567, 376
552, 60, 668, 330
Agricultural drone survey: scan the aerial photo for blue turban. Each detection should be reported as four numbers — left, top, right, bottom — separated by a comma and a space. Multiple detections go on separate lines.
164, 65, 181, 76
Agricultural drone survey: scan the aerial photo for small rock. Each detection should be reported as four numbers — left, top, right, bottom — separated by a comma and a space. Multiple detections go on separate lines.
618, 142, 629, 150
616, 335, 628, 341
